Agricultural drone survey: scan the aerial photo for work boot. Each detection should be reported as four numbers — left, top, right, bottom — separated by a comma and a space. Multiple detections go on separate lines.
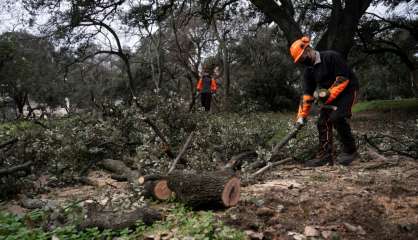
305, 147, 334, 167
306, 113, 334, 167
337, 151, 359, 166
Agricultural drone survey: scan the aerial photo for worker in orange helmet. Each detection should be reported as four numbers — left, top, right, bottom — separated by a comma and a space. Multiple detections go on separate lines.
196, 67, 218, 112
290, 36, 359, 166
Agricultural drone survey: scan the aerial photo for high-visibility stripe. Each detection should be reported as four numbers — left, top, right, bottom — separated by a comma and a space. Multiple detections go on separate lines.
325, 76, 349, 104
196, 79, 203, 91
210, 79, 217, 92
297, 94, 314, 118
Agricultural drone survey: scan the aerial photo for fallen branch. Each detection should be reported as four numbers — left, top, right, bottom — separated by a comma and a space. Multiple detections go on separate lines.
363, 161, 398, 170
168, 131, 194, 174
364, 134, 417, 159
142, 117, 176, 159
250, 157, 293, 178
366, 147, 388, 162
98, 159, 139, 189
139, 132, 194, 200
0, 138, 18, 149
222, 151, 258, 171
0, 161, 33, 177
272, 127, 300, 154
78, 203, 162, 230
138, 174, 166, 185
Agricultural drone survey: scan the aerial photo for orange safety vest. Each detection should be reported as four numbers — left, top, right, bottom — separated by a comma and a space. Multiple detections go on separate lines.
197, 77, 217, 93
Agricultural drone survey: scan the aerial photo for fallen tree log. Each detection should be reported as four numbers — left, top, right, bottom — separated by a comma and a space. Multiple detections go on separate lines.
138, 174, 166, 185
143, 179, 172, 200
222, 151, 258, 171
0, 138, 18, 149
78, 204, 162, 230
139, 132, 193, 200
0, 161, 33, 177
167, 171, 240, 208
99, 159, 139, 179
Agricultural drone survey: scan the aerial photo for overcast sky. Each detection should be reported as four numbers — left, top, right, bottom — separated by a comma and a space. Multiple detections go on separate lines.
0, 0, 416, 50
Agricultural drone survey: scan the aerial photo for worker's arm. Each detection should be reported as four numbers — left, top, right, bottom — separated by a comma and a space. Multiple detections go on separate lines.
196, 79, 203, 92
296, 69, 316, 122
325, 52, 351, 104
297, 94, 314, 119
325, 76, 350, 104
210, 79, 217, 93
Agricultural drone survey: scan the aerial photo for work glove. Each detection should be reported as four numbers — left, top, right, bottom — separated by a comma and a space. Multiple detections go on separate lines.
294, 117, 306, 129
313, 88, 330, 104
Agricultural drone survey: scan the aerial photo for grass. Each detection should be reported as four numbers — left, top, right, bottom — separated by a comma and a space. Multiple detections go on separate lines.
0, 204, 246, 240
352, 98, 418, 113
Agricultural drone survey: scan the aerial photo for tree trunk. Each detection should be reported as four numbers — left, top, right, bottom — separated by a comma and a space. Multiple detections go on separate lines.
14, 92, 27, 118
249, 0, 302, 44
249, 0, 374, 58
316, 0, 373, 58
212, 20, 231, 106
78, 204, 161, 230
410, 70, 418, 97
167, 171, 240, 208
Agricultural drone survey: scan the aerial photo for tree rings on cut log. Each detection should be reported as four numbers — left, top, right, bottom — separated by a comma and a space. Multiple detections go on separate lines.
144, 180, 173, 200
153, 180, 172, 200
222, 177, 240, 207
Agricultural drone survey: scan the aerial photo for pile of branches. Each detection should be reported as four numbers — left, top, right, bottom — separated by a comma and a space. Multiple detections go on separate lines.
0, 93, 290, 199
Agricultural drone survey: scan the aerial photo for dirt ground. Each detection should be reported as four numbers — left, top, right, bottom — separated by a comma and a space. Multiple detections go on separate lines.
2, 110, 417, 240
220, 111, 418, 240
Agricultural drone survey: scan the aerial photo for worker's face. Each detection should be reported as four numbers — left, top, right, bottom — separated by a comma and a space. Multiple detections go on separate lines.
299, 48, 314, 66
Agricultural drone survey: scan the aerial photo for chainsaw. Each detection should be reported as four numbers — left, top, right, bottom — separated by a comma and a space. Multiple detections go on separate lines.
271, 102, 337, 155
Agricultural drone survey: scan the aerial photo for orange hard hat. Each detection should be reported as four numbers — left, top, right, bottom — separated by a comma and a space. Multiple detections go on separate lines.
289, 36, 310, 63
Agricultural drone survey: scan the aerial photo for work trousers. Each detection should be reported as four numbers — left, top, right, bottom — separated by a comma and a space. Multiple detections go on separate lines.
317, 88, 358, 157
200, 92, 212, 112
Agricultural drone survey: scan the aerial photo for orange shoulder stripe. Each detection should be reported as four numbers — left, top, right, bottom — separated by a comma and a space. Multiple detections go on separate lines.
325, 76, 349, 104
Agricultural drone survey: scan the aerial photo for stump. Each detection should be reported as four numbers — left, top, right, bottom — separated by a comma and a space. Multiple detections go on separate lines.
167, 171, 240, 208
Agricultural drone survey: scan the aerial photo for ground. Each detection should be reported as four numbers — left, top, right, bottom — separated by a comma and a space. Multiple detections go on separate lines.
220, 109, 418, 240
1, 107, 417, 240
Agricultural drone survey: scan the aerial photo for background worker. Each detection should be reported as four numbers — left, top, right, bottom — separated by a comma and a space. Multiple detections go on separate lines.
196, 68, 218, 112
290, 36, 360, 166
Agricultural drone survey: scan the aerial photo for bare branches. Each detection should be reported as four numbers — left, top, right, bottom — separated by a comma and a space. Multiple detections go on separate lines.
168, 131, 194, 173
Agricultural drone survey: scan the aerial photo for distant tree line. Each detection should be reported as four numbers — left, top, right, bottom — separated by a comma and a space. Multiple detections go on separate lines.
0, 0, 416, 118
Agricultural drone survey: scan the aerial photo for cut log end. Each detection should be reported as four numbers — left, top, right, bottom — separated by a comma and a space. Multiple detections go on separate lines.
221, 177, 240, 207
154, 180, 172, 200
138, 176, 145, 185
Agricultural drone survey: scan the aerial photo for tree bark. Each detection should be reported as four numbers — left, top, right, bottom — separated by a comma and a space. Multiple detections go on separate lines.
249, 0, 302, 44
0, 161, 33, 177
316, 0, 373, 58
78, 204, 162, 230
249, 0, 374, 58
167, 171, 240, 208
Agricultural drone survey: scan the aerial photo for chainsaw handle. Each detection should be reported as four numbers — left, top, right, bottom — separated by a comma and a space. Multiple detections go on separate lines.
320, 104, 338, 111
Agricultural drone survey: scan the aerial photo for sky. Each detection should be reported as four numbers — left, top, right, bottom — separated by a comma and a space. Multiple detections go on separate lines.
0, 0, 416, 50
